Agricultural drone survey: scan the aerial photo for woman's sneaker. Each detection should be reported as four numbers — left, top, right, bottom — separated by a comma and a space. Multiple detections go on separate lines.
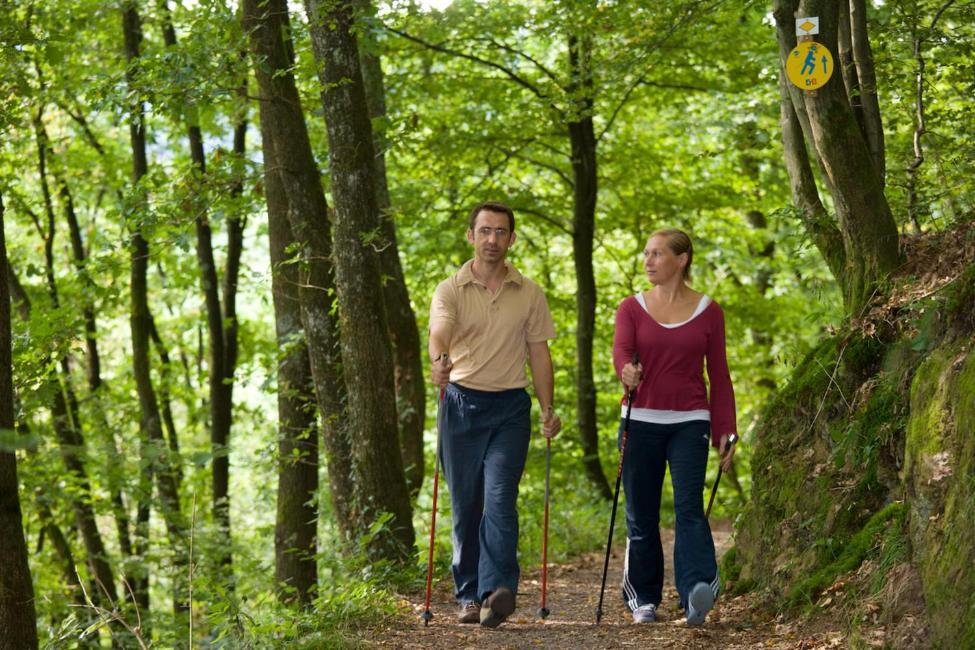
632, 603, 657, 623
685, 581, 715, 626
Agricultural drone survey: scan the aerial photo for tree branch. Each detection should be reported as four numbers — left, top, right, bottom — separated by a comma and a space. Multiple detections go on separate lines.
598, 0, 728, 142
387, 25, 565, 118
470, 36, 562, 85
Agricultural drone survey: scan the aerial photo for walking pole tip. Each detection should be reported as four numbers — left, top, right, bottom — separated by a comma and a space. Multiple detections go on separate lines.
421, 609, 433, 626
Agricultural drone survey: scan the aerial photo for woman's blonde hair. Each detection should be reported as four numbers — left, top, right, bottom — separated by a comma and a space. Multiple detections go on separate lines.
650, 228, 693, 280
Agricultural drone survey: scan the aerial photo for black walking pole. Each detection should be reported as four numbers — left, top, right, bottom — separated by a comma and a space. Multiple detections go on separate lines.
421, 355, 448, 626
537, 435, 552, 620
705, 433, 739, 519
595, 352, 639, 624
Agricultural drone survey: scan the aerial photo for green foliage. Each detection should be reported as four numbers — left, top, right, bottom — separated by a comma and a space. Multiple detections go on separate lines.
3, 0, 971, 644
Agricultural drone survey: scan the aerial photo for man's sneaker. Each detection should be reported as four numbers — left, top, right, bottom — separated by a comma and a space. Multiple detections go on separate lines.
479, 587, 515, 628
631, 603, 657, 623
686, 581, 715, 626
457, 601, 480, 624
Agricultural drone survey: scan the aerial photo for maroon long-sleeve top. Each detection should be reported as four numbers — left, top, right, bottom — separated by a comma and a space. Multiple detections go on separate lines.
612, 294, 737, 448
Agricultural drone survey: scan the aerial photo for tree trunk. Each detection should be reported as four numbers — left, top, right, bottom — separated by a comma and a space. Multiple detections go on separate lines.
568, 33, 611, 502
263, 115, 320, 605
777, 71, 846, 282
356, 0, 426, 498
122, 2, 188, 620
304, 0, 416, 561
773, 0, 900, 312
848, 0, 885, 185
0, 192, 39, 650
836, 0, 864, 133
159, 0, 236, 584
32, 111, 120, 609
242, 0, 357, 541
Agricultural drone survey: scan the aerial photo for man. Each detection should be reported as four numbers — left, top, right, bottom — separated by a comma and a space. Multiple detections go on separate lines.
429, 201, 561, 628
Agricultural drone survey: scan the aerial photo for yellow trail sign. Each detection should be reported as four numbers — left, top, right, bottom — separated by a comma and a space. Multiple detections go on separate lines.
786, 41, 834, 90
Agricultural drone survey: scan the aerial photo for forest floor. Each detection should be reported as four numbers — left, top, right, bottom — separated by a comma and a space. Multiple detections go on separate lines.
363, 521, 860, 649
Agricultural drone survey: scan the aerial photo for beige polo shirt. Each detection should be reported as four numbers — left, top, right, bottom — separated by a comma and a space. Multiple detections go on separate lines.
430, 260, 556, 391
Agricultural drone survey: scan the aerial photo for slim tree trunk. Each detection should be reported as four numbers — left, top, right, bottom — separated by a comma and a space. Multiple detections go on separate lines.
848, 0, 885, 185
836, 0, 864, 132
263, 116, 320, 605
242, 0, 357, 540
32, 110, 120, 609
568, 33, 611, 502
158, 0, 235, 584
304, 0, 416, 561
122, 1, 188, 621
356, 0, 426, 498
0, 192, 39, 650
777, 71, 846, 282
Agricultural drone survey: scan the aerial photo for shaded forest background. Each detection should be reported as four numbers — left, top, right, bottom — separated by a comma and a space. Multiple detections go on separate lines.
0, 0, 972, 647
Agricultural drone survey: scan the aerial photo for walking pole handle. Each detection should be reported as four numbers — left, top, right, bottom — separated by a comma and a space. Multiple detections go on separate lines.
705, 433, 739, 519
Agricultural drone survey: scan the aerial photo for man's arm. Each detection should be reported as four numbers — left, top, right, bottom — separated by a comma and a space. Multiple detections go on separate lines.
429, 320, 453, 387
527, 340, 561, 438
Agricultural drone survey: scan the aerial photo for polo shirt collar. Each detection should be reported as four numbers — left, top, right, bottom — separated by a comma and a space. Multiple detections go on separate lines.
457, 259, 524, 287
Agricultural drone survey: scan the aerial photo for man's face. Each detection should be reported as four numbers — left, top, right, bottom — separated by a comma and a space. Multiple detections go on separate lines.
467, 210, 515, 263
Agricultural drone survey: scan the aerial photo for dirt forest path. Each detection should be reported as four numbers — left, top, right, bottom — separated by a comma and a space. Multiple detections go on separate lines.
367, 522, 848, 649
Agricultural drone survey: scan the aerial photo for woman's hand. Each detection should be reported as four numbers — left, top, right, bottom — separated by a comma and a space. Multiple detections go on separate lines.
621, 361, 643, 393
719, 434, 738, 472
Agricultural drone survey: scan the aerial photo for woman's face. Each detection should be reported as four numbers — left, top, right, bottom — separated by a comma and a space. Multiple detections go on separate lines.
643, 235, 685, 285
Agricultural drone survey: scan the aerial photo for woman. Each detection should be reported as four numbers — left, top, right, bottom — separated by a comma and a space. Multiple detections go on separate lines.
612, 228, 737, 626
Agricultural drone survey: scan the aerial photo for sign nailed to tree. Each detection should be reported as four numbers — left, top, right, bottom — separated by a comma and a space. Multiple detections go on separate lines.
786, 41, 834, 90
795, 16, 819, 36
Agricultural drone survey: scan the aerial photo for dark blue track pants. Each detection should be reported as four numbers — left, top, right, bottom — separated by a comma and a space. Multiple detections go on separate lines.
619, 418, 719, 611
439, 383, 531, 604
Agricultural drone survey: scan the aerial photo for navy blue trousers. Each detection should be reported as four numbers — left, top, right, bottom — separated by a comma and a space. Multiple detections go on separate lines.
439, 383, 531, 604
619, 419, 719, 611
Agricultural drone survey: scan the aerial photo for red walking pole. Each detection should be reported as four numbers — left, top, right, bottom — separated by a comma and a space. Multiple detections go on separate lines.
421, 374, 446, 626
537, 435, 552, 620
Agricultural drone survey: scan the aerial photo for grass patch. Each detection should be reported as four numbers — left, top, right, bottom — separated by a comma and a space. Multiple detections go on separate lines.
785, 502, 906, 609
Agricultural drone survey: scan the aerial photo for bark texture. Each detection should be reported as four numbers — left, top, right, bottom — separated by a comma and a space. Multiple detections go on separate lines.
304, 0, 416, 561
356, 0, 426, 498
243, 0, 357, 544
262, 114, 320, 605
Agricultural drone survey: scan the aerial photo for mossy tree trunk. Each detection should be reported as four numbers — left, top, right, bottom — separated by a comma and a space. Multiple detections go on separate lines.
773, 0, 901, 313
262, 115, 320, 606
304, 0, 416, 562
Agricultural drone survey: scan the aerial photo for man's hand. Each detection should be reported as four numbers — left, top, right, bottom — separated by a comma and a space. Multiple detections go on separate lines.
621, 361, 643, 393
719, 433, 738, 472
430, 353, 452, 388
540, 405, 561, 439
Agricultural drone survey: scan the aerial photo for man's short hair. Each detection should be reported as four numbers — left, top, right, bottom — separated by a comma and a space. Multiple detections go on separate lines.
468, 201, 515, 232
